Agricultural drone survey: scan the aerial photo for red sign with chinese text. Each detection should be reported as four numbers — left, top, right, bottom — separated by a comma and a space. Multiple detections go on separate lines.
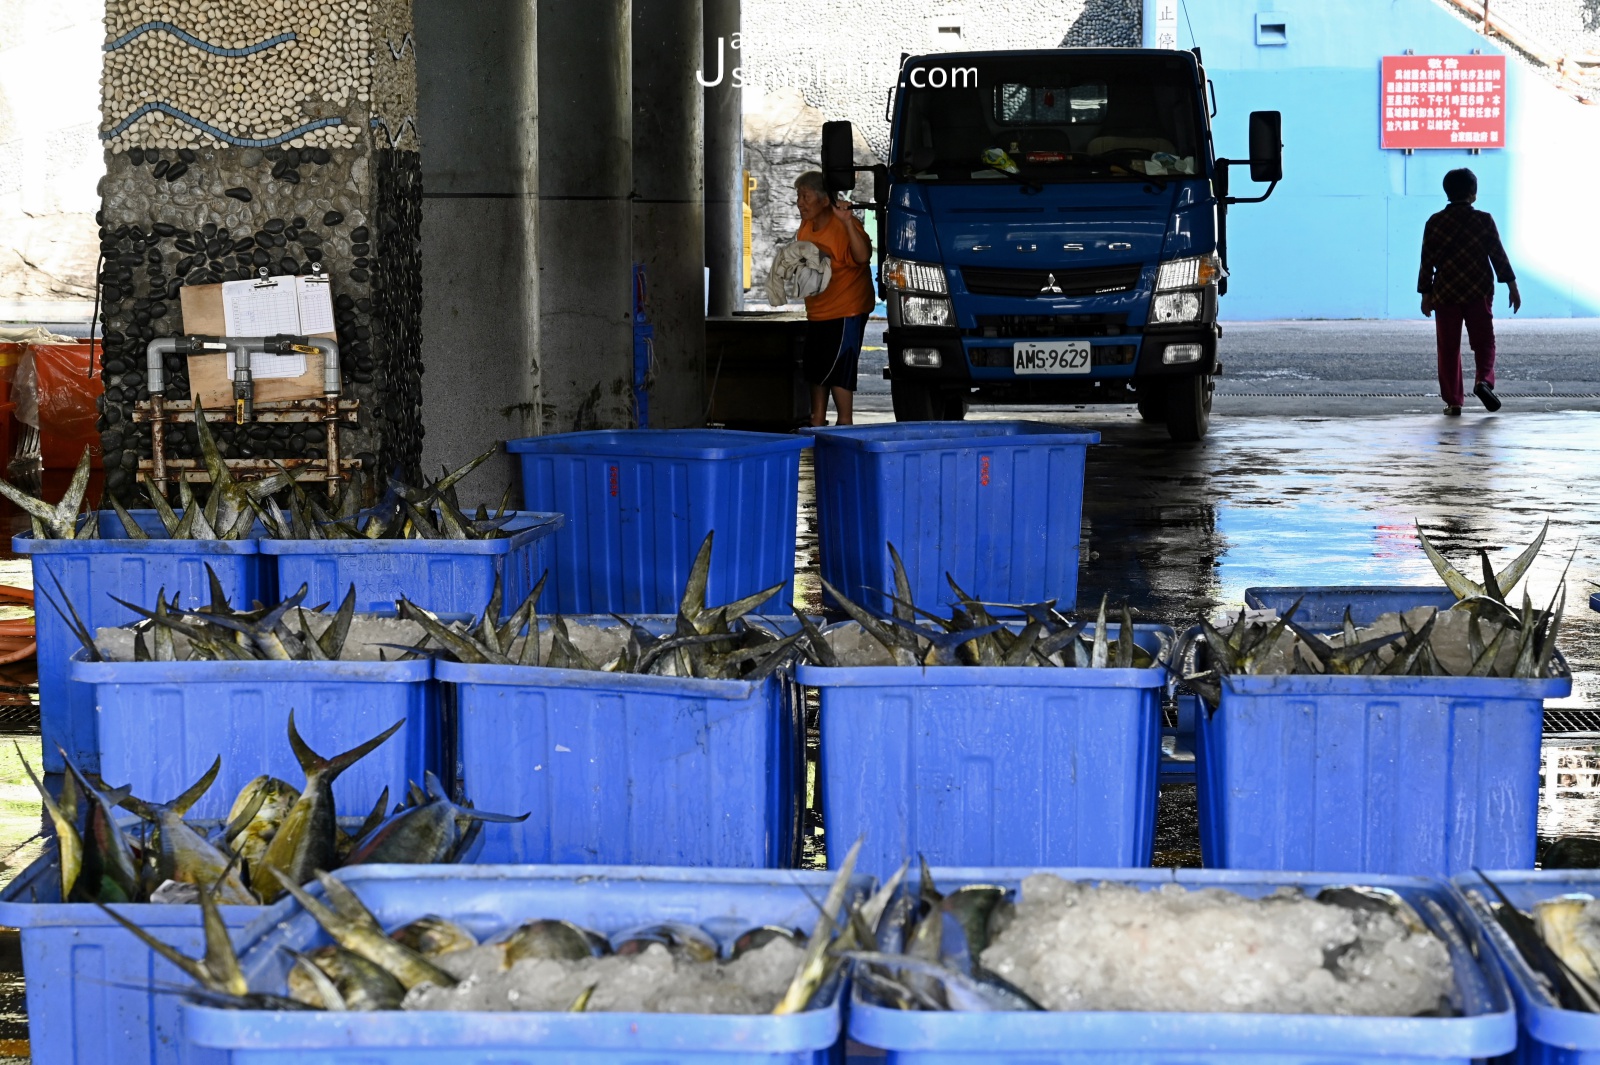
1381, 54, 1506, 150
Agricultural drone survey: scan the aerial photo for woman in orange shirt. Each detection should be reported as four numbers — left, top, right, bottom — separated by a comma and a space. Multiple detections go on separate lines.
793, 171, 874, 427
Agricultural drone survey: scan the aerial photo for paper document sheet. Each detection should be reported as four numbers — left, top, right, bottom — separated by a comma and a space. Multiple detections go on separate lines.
221, 276, 337, 337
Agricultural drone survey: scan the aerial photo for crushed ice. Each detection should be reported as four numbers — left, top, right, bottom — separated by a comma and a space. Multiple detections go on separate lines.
403, 936, 805, 1014
978, 875, 1455, 1016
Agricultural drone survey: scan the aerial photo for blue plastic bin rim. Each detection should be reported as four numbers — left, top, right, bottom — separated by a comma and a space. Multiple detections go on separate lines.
69, 649, 432, 683
798, 621, 1173, 687
437, 657, 771, 698
505, 428, 811, 459
13, 527, 261, 557
184, 864, 869, 1052
0, 831, 296, 931
258, 510, 564, 556
1453, 869, 1600, 1047
1220, 668, 1572, 698
801, 420, 1100, 452
848, 866, 1514, 1057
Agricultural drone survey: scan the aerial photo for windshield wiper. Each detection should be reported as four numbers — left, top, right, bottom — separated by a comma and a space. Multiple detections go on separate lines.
981, 162, 1043, 193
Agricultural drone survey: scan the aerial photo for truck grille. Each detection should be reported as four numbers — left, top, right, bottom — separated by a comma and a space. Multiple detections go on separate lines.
969, 344, 1138, 368
961, 263, 1144, 298
971, 314, 1129, 339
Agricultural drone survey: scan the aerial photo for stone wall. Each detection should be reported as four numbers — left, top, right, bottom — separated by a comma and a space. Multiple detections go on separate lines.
95, 0, 422, 497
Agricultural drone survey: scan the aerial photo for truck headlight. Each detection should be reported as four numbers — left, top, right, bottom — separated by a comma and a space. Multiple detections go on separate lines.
902, 347, 942, 368
1156, 253, 1224, 291
883, 256, 948, 295
1151, 291, 1202, 324
900, 295, 952, 327
1163, 343, 1204, 365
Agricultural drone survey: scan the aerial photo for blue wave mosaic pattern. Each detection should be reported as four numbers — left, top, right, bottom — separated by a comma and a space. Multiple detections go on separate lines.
99, 101, 343, 147
104, 22, 296, 56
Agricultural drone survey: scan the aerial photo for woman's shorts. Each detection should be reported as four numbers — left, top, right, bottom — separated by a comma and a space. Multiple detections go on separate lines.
802, 313, 869, 391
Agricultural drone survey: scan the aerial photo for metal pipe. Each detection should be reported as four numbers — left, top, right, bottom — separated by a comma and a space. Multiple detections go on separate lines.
306, 337, 340, 395
145, 337, 178, 396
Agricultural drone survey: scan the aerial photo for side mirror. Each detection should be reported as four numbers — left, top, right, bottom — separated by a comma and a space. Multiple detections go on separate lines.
821, 120, 856, 192
1248, 110, 1282, 183
872, 164, 889, 206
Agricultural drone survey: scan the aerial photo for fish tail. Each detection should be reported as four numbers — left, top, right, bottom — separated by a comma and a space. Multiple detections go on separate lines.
323, 718, 407, 782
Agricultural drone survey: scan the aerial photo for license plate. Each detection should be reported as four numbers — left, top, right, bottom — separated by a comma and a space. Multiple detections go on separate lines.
1013, 341, 1092, 375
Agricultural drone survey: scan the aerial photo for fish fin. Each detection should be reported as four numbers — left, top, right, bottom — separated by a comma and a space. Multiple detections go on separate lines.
348, 787, 390, 847
285, 948, 347, 1010
887, 543, 915, 625
1415, 521, 1482, 599
220, 788, 268, 845
317, 586, 357, 660
18, 743, 81, 900
323, 718, 408, 782
1493, 519, 1549, 598
107, 491, 148, 539
53, 449, 94, 535
170, 756, 222, 817
681, 531, 715, 620
96, 903, 221, 991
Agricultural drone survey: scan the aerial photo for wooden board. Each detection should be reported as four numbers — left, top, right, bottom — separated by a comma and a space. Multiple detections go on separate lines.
177, 283, 335, 407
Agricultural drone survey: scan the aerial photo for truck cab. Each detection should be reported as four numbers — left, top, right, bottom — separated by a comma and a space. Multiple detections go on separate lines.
824, 48, 1279, 441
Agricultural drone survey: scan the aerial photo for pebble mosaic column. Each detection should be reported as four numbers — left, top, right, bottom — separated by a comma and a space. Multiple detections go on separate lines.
95, 0, 422, 496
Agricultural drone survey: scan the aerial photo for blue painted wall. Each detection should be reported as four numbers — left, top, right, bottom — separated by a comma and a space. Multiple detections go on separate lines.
1145, 0, 1600, 319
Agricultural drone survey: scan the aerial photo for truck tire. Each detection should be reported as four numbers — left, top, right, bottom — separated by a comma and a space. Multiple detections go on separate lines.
1136, 383, 1166, 423
1165, 374, 1212, 442
942, 391, 969, 420
891, 378, 941, 421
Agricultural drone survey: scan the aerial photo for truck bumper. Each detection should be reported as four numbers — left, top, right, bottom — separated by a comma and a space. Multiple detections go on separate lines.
886, 324, 1219, 403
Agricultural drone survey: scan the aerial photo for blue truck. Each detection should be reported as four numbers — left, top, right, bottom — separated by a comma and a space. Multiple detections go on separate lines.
822, 48, 1281, 441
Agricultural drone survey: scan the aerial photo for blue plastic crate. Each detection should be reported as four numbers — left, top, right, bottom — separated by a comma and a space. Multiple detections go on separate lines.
797, 624, 1169, 879
0, 835, 277, 1065
849, 866, 1516, 1064
1591, 591, 1599, 613
260, 511, 563, 617
1244, 585, 1459, 629
1196, 668, 1571, 877
71, 652, 438, 819
805, 422, 1099, 615
507, 429, 807, 614
1455, 870, 1600, 1064
184, 864, 872, 1064
15, 511, 268, 773
441, 616, 800, 867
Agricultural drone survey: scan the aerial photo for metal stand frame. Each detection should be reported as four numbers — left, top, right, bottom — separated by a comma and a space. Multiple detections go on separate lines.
133, 394, 361, 496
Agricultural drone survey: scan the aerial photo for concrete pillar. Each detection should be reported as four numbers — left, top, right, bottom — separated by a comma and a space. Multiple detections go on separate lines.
632, 0, 705, 427
415, 0, 539, 501
537, 0, 635, 431
703, 0, 743, 318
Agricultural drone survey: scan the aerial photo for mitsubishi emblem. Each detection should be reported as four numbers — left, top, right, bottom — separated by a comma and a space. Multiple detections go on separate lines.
1039, 273, 1064, 295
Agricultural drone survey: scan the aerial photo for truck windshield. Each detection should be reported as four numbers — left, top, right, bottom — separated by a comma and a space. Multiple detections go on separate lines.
897, 53, 1204, 183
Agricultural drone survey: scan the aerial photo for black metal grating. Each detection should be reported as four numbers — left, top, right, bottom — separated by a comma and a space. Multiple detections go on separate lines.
961, 262, 1143, 298
1545, 709, 1600, 734
0, 704, 39, 735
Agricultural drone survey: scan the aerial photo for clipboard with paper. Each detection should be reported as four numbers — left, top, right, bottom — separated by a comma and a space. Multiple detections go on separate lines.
177, 273, 338, 407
